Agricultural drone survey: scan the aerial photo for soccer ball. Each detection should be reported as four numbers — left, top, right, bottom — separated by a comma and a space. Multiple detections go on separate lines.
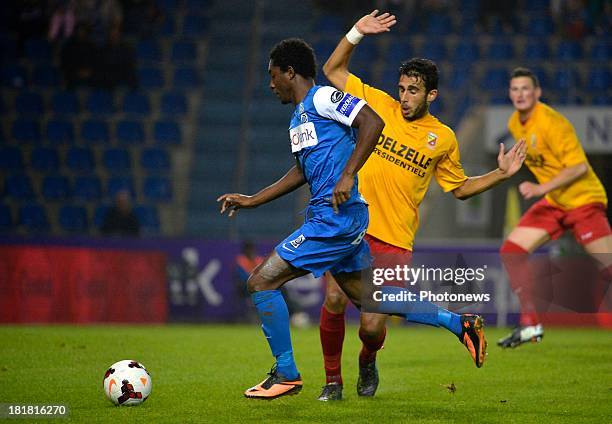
103, 360, 152, 406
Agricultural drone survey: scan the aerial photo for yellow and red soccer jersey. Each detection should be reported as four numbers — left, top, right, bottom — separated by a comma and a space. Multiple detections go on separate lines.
344, 73, 468, 250
507, 102, 607, 210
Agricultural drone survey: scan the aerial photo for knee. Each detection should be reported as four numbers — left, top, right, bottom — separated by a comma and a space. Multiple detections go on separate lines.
324, 284, 349, 314
246, 272, 270, 294
360, 314, 386, 338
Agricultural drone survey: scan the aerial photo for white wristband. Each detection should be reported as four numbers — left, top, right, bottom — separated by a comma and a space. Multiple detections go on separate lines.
345, 26, 364, 45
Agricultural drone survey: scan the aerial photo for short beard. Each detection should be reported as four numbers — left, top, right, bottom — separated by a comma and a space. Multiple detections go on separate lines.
405, 101, 429, 121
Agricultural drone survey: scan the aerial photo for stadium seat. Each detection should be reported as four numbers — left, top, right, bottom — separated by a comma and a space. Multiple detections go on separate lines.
134, 205, 160, 234
42, 175, 71, 200
591, 94, 612, 105
15, 92, 44, 115
586, 68, 611, 91
24, 38, 52, 62
94, 205, 110, 228
425, 15, 453, 36
173, 66, 199, 88
87, 91, 115, 115
6, 174, 35, 199
116, 120, 145, 145
384, 43, 413, 68
138, 67, 165, 88
525, 0, 549, 12
590, 42, 611, 61
136, 39, 162, 62
51, 91, 79, 115
1, 64, 27, 88
31, 147, 60, 171
182, 14, 209, 37
0, 203, 12, 231
556, 93, 583, 105
11, 119, 41, 143
159, 15, 176, 36
58, 205, 88, 233
314, 15, 343, 35
556, 40, 583, 61
419, 41, 447, 62
453, 40, 479, 63
154, 121, 181, 145
523, 41, 550, 61
46, 120, 75, 145
160, 93, 187, 115
482, 68, 508, 91
66, 147, 95, 171
143, 176, 173, 201
447, 66, 471, 90
103, 148, 132, 170
81, 120, 110, 144
32, 65, 61, 87
0, 147, 24, 170
529, 66, 550, 89
122, 92, 151, 115
73, 175, 102, 201
525, 16, 554, 37
107, 176, 135, 198
19, 203, 49, 232
486, 40, 515, 60
140, 148, 171, 172
172, 40, 197, 61
553, 68, 581, 91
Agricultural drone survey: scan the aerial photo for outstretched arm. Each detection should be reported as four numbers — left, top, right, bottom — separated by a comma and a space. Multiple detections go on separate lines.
323, 10, 396, 90
332, 105, 385, 211
218, 164, 306, 217
453, 139, 527, 200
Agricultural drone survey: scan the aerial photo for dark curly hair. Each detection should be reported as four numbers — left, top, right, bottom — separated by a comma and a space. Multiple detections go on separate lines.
269, 38, 317, 79
398, 58, 439, 93
510, 67, 540, 87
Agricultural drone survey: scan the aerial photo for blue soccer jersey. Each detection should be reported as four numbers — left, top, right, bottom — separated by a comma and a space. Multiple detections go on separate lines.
289, 85, 367, 208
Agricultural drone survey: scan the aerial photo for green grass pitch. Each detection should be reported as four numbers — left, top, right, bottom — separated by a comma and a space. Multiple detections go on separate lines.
1, 324, 611, 423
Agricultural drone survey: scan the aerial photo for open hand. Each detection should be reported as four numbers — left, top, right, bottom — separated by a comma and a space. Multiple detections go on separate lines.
498, 139, 527, 177
355, 9, 397, 36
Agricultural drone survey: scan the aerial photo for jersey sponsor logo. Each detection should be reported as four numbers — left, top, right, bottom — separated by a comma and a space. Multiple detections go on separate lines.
427, 132, 438, 150
336, 94, 360, 117
331, 90, 344, 103
525, 153, 545, 168
289, 122, 318, 153
377, 134, 433, 170
289, 234, 305, 249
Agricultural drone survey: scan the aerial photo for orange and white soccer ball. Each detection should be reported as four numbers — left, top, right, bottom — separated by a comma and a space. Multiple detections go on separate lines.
103, 360, 152, 406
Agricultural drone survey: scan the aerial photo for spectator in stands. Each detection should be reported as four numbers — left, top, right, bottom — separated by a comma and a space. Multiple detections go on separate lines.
48, 0, 76, 43
60, 23, 98, 88
101, 189, 140, 237
12, 0, 48, 56
119, 0, 163, 36
99, 24, 137, 89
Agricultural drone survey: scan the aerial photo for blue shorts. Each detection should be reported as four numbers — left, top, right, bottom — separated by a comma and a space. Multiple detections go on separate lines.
276, 203, 372, 278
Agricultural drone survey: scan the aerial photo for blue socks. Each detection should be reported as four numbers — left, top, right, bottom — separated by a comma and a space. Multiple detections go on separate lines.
251, 290, 299, 380
375, 286, 463, 337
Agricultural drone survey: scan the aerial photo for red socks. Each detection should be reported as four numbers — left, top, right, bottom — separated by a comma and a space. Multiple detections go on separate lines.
500, 240, 539, 326
319, 306, 345, 385
358, 326, 386, 366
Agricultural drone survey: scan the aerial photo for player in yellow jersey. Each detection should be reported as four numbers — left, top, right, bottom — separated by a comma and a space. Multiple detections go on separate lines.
316, 10, 528, 401
497, 67, 612, 348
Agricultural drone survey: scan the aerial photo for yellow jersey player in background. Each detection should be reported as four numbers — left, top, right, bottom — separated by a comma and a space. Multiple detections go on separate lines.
498, 67, 612, 348
317, 10, 527, 401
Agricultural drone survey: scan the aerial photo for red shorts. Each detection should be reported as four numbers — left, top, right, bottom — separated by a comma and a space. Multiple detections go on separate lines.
518, 199, 611, 245
365, 234, 413, 267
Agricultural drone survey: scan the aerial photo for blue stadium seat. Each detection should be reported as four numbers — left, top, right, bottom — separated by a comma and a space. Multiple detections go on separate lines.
447, 66, 471, 90
590, 42, 611, 61
19, 203, 49, 232
425, 15, 452, 35
140, 148, 170, 172
73, 175, 102, 201
1, 64, 27, 88
419, 41, 447, 62
58, 205, 88, 233
116, 120, 145, 144
6, 174, 35, 199
486, 41, 515, 60
24, 39, 52, 62
0, 203, 12, 231
591, 94, 612, 105
173, 66, 199, 88
42, 175, 71, 200
51, 91, 79, 115
32, 65, 61, 87
182, 14, 209, 37
525, 0, 549, 12
556, 93, 583, 105
528, 66, 549, 89
94, 205, 110, 228
525, 16, 554, 37
143, 176, 173, 201
46, 120, 75, 145
103, 148, 131, 170
12, 119, 41, 143
15, 92, 44, 115
136, 39, 162, 62
0, 147, 24, 170
314, 15, 343, 35
107, 176, 135, 198
556, 40, 582, 61
154, 121, 181, 144
157, 0, 181, 10
81, 120, 110, 144
87, 91, 115, 115
482, 68, 508, 91
523, 41, 550, 61
66, 147, 95, 171
586, 68, 611, 91
134, 205, 160, 233
138, 67, 165, 88
31, 147, 60, 171
384, 42, 413, 67
453, 40, 479, 63
160, 93, 187, 115
172, 40, 197, 61
122, 92, 151, 115
553, 68, 581, 90
159, 16, 176, 36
